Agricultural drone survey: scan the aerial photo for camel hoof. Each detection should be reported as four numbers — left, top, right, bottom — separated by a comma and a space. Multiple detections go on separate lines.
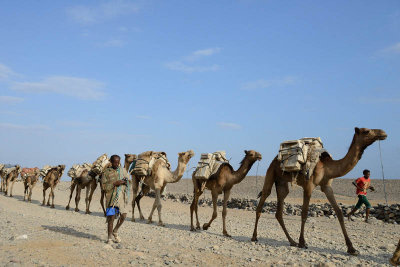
158, 222, 165, 227
298, 243, 308, 249
190, 227, 196, 232
66, 206, 70, 210
196, 225, 201, 230
131, 218, 136, 222
140, 216, 145, 220
202, 224, 209, 230
251, 237, 258, 242
75, 208, 80, 212
50, 205, 55, 209
223, 232, 232, 238
347, 248, 359, 256
147, 219, 152, 224
290, 242, 299, 247
390, 258, 400, 266
85, 211, 91, 214
9, 195, 12, 197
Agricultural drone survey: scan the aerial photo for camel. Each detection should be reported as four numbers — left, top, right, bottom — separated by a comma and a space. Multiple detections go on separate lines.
391, 239, 400, 266
251, 127, 387, 255
190, 150, 262, 236
42, 165, 65, 208
0, 164, 5, 192
124, 154, 137, 172
22, 168, 41, 202
131, 150, 194, 226
4, 165, 21, 197
66, 168, 97, 214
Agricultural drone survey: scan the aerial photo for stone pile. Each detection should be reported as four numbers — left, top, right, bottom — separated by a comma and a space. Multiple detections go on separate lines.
147, 192, 400, 224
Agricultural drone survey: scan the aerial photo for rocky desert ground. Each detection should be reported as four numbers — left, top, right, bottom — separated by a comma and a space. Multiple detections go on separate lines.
0, 178, 399, 266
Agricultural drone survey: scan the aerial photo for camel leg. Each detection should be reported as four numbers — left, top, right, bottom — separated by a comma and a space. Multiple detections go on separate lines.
190, 179, 203, 231
42, 185, 48, 206
49, 186, 55, 208
251, 169, 274, 242
4, 177, 9, 196
222, 189, 231, 237
275, 182, 297, 246
390, 239, 400, 266
147, 195, 158, 224
190, 189, 203, 231
66, 181, 76, 210
137, 185, 150, 220
28, 184, 34, 202
202, 190, 218, 230
24, 183, 28, 201
9, 179, 16, 197
156, 188, 164, 226
84, 185, 90, 213
194, 190, 203, 230
75, 186, 81, 212
131, 178, 139, 222
86, 181, 97, 214
298, 187, 313, 249
321, 185, 359, 255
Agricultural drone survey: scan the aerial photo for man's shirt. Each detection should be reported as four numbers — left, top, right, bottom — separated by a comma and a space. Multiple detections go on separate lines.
355, 176, 370, 196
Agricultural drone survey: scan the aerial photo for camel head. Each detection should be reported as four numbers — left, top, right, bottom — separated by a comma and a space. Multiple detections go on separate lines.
125, 154, 137, 164
244, 150, 262, 162
353, 127, 387, 149
15, 165, 21, 173
178, 150, 195, 164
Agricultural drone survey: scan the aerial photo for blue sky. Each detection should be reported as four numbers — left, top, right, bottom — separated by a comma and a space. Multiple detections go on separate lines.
0, 1, 399, 180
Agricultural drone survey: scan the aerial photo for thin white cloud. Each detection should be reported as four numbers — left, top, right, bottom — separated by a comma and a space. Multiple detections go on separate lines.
0, 123, 50, 131
186, 47, 221, 61
0, 96, 24, 104
100, 39, 126, 47
0, 63, 17, 81
380, 42, 400, 55
241, 76, 298, 91
11, 76, 105, 100
136, 115, 151, 120
217, 122, 242, 130
66, 0, 139, 25
166, 47, 221, 73
165, 62, 220, 73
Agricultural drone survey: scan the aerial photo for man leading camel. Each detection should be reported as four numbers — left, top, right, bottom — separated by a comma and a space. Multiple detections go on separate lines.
347, 169, 375, 222
101, 155, 130, 244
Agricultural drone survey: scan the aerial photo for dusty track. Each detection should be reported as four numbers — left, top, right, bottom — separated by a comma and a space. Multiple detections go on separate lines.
0, 182, 398, 266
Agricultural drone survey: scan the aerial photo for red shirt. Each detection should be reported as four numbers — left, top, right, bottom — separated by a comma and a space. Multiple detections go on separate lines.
356, 177, 370, 195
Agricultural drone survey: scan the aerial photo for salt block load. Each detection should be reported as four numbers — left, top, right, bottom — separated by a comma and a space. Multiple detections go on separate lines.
277, 137, 324, 179
193, 151, 228, 180
132, 151, 170, 177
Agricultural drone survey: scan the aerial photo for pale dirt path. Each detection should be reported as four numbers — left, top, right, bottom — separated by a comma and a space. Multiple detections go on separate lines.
0, 182, 398, 266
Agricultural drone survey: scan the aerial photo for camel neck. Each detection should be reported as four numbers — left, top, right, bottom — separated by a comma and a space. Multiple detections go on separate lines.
232, 157, 255, 184
124, 160, 131, 172
168, 159, 187, 183
325, 136, 366, 178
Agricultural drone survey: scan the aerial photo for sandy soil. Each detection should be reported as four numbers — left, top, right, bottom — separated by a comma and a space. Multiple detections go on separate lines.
0, 181, 399, 266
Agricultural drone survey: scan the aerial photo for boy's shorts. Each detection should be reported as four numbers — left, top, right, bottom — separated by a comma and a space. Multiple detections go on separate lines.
355, 195, 371, 209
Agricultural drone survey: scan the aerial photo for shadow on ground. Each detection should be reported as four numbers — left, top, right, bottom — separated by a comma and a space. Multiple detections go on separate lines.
41, 225, 103, 241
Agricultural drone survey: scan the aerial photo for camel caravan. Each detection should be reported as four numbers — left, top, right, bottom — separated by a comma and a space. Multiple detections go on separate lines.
2, 127, 399, 263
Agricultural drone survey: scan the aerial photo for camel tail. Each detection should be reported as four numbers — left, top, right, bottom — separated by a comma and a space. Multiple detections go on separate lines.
257, 191, 262, 199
